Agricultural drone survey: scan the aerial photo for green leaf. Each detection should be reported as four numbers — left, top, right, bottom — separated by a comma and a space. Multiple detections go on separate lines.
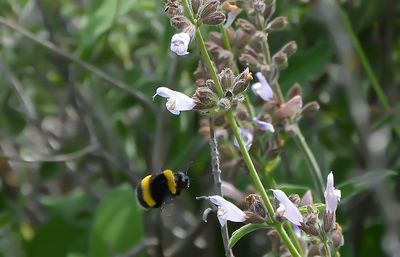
228, 223, 271, 249
88, 184, 143, 257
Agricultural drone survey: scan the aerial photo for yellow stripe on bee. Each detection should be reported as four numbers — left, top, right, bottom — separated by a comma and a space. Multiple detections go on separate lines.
163, 169, 177, 195
141, 175, 156, 207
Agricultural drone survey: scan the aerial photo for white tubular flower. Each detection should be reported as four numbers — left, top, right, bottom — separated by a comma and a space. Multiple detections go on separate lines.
272, 189, 303, 226
251, 72, 274, 101
233, 128, 253, 151
153, 87, 195, 115
252, 118, 275, 133
324, 171, 341, 214
205, 195, 247, 227
170, 32, 190, 56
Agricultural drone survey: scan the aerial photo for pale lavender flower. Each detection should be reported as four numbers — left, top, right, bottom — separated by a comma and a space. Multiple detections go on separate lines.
324, 171, 341, 214
272, 189, 303, 226
153, 87, 195, 115
170, 32, 190, 56
251, 72, 274, 101
203, 195, 247, 227
252, 117, 275, 132
233, 128, 253, 151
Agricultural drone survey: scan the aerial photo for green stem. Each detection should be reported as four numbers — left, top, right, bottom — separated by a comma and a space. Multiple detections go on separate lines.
284, 222, 304, 256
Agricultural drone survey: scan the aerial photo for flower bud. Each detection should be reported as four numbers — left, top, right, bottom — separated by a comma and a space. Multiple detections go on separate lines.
267, 16, 289, 31
170, 15, 190, 29
202, 11, 226, 25
218, 68, 234, 91
253, 0, 266, 14
182, 24, 196, 39
245, 194, 267, 218
164, 0, 183, 17
289, 194, 301, 206
239, 53, 259, 70
302, 190, 313, 205
287, 83, 302, 99
323, 211, 335, 233
263, 0, 276, 21
273, 95, 303, 120
232, 68, 253, 95
201, 0, 220, 17
236, 18, 256, 35
302, 101, 320, 115
332, 223, 344, 248
218, 97, 231, 110
191, 0, 203, 16
236, 28, 252, 49
299, 222, 320, 236
209, 32, 224, 46
273, 52, 288, 69
193, 87, 218, 109
281, 41, 298, 57
205, 79, 216, 91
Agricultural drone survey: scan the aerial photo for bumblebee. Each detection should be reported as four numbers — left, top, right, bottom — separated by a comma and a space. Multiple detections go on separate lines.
136, 169, 190, 208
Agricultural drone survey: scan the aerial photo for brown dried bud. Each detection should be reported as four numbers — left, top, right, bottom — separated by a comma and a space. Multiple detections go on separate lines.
263, 0, 276, 21
308, 244, 319, 257
287, 83, 303, 99
218, 68, 234, 91
273, 95, 303, 120
201, 0, 219, 17
244, 211, 266, 224
323, 211, 335, 233
232, 68, 253, 95
299, 222, 320, 236
170, 15, 190, 29
205, 41, 222, 55
209, 32, 224, 47
302, 190, 314, 205
302, 101, 320, 115
191, 0, 203, 16
236, 28, 252, 49
332, 223, 344, 248
245, 194, 267, 218
239, 53, 259, 70
236, 18, 256, 35
281, 41, 298, 57
164, 0, 183, 17
253, 0, 266, 14
273, 52, 288, 69
205, 79, 216, 91
193, 86, 218, 109
202, 11, 226, 25
267, 16, 289, 31
289, 194, 301, 206
218, 97, 231, 110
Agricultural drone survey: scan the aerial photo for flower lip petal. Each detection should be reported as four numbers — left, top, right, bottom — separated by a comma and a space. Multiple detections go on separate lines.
154, 87, 195, 115
233, 128, 253, 151
252, 118, 275, 132
170, 32, 190, 56
251, 72, 274, 101
272, 189, 303, 226
204, 195, 247, 226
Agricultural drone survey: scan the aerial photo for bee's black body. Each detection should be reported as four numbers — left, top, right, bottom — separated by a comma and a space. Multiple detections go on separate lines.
136, 170, 189, 208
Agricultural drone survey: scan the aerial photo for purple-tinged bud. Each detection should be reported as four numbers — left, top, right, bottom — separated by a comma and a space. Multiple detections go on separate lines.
302, 190, 314, 205
302, 101, 320, 115
289, 194, 301, 206
244, 211, 266, 224
253, 0, 266, 14
205, 79, 216, 92
232, 68, 253, 95
236, 18, 256, 35
299, 222, 320, 236
193, 86, 218, 109
209, 32, 224, 47
200, 0, 220, 18
245, 194, 267, 218
267, 16, 289, 31
202, 11, 226, 25
323, 211, 335, 233
287, 83, 303, 99
332, 223, 344, 248
218, 68, 234, 91
272, 52, 288, 69
218, 97, 231, 110
191, 0, 203, 16
263, 0, 276, 21
236, 28, 252, 49
164, 0, 183, 17
239, 53, 259, 70
170, 15, 191, 29
273, 95, 303, 120
182, 24, 196, 39
281, 41, 298, 57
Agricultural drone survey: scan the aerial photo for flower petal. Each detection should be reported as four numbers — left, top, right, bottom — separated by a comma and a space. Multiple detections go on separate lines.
206, 195, 247, 226
233, 128, 253, 151
154, 87, 195, 115
252, 118, 275, 132
251, 72, 274, 101
170, 32, 190, 56
272, 189, 303, 226
324, 172, 341, 213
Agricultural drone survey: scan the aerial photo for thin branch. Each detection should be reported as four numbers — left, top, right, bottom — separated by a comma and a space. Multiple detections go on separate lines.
0, 17, 158, 114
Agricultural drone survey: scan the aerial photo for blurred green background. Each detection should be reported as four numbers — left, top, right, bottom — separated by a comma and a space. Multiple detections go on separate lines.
0, 0, 399, 257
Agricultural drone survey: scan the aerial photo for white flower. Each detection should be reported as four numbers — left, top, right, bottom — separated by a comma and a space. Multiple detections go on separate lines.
153, 87, 195, 115
170, 32, 190, 56
204, 195, 247, 227
272, 189, 303, 226
251, 72, 274, 101
233, 128, 253, 151
324, 171, 341, 214
252, 118, 275, 132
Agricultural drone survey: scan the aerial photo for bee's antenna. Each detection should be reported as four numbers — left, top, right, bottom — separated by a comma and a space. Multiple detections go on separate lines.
185, 160, 194, 175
